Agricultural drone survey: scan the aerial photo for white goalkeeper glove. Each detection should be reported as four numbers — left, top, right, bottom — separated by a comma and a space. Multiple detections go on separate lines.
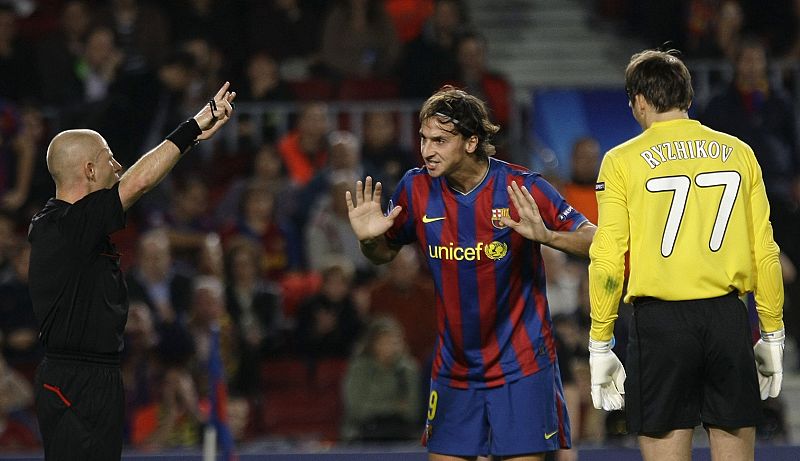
588, 338, 626, 411
754, 328, 784, 400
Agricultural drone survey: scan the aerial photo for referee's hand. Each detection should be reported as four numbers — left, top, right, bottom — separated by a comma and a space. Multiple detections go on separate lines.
754, 328, 785, 399
589, 338, 626, 411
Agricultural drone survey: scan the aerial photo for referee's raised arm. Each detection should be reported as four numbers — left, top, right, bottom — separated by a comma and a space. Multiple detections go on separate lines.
118, 82, 236, 210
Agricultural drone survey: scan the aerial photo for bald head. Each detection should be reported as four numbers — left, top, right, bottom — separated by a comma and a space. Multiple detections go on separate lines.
46, 129, 107, 186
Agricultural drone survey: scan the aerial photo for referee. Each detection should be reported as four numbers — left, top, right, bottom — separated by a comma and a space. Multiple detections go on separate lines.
28, 83, 235, 460
587, 50, 784, 461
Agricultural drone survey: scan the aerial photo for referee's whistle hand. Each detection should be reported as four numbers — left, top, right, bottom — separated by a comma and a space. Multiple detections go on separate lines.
194, 82, 237, 140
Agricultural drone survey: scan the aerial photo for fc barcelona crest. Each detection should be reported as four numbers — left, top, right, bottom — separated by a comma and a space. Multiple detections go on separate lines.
491, 208, 510, 229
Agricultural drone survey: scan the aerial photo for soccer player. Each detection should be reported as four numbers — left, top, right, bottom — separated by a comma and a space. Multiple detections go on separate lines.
588, 49, 784, 461
346, 85, 595, 461
28, 83, 235, 460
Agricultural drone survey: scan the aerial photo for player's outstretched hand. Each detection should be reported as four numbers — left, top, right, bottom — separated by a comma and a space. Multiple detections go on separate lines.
588, 338, 626, 411
501, 181, 552, 244
194, 81, 237, 140
754, 328, 785, 399
345, 176, 402, 242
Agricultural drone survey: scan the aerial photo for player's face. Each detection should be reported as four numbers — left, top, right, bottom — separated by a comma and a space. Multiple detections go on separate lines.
419, 116, 476, 178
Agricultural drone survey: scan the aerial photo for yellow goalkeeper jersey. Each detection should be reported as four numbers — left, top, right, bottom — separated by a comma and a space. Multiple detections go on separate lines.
589, 118, 784, 341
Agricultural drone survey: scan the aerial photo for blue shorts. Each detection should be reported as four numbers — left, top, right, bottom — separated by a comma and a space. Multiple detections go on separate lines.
423, 363, 571, 457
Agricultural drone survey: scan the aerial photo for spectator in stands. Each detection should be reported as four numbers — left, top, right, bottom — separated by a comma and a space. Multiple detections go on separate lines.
361, 110, 417, 196
136, 50, 198, 168
0, 211, 16, 276
126, 228, 194, 328
319, 0, 401, 79
0, 103, 38, 214
187, 276, 239, 383
295, 130, 364, 239
130, 366, 202, 450
36, 0, 93, 107
149, 177, 216, 273
449, 31, 512, 130
399, 0, 468, 97
122, 301, 160, 443
701, 37, 800, 273
306, 176, 374, 274
165, 0, 240, 70
245, 0, 327, 77
64, 25, 146, 167
277, 101, 330, 186
0, 241, 41, 373
224, 239, 287, 395
0, 4, 37, 102
240, 52, 295, 102
294, 258, 364, 360
234, 52, 297, 145
180, 37, 227, 109
219, 184, 291, 280
0, 347, 38, 450
685, 0, 743, 62
562, 136, 601, 225
214, 143, 292, 227
385, 0, 435, 43
367, 246, 436, 365
96, 0, 171, 71
76, 26, 126, 105
341, 315, 420, 442
196, 232, 226, 280
552, 271, 606, 444
15, 106, 50, 219
541, 246, 583, 317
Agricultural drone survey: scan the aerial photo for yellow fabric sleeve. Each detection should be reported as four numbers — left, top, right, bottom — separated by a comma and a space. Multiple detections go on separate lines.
589, 153, 628, 342
747, 150, 784, 332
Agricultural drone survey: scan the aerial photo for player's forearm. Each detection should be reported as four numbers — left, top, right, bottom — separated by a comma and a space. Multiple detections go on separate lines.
543, 222, 596, 258
588, 228, 626, 342
751, 181, 785, 332
359, 235, 399, 265
754, 225, 785, 332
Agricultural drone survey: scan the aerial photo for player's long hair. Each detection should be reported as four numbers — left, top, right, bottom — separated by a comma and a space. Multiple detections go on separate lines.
419, 85, 500, 157
625, 49, 693, 113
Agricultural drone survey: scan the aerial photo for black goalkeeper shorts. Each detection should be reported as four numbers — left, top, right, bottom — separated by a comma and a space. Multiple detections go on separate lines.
34, 352, 124, 461
625, 291, 761, 435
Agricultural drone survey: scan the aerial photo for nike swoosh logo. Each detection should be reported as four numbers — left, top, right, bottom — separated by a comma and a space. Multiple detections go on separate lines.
544, 430, 558, 440
422, 215, 446, 223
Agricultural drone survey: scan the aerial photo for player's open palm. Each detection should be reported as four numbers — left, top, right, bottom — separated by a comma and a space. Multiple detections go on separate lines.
346, 176, 402, 241
502, 181, 552, 244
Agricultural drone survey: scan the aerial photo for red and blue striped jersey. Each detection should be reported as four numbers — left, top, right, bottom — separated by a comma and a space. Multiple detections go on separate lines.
386, 158, 587, 389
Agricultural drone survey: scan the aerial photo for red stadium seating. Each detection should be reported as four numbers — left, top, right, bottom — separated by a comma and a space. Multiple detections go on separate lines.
261, 358, 349, 441
337, 78, 400, 100
288, 79, 336, 101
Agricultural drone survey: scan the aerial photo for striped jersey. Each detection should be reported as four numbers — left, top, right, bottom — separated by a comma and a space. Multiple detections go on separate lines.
386, 157, 587, 389
589, 118, 784, 341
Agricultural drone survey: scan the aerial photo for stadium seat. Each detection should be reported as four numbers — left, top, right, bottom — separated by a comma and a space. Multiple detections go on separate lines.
288, 79, 336, 101
337, 78, 400, 100
261, 358, 349, 441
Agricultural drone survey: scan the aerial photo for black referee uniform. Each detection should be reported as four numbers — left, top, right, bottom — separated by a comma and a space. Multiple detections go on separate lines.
28, 182, 128, 461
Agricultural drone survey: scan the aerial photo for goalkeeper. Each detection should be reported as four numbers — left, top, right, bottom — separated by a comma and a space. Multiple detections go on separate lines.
588, 49, 784, 461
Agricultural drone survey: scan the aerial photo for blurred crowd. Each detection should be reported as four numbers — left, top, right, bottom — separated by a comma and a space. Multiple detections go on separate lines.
0, 0, 799, 453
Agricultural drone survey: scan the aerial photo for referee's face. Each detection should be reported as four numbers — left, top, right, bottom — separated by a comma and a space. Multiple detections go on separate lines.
93, 144, 123, 189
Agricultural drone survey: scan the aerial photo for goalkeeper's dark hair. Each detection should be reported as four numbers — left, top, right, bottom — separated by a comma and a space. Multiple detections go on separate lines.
625, 49, 693, 113
420, 85, 500, 157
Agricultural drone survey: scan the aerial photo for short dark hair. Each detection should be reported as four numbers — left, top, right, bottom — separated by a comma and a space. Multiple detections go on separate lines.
419, 85, 500, 157
625, 49, 693, 112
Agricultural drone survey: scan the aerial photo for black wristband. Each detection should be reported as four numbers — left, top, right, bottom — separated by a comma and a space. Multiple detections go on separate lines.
165, 119, 202, 153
